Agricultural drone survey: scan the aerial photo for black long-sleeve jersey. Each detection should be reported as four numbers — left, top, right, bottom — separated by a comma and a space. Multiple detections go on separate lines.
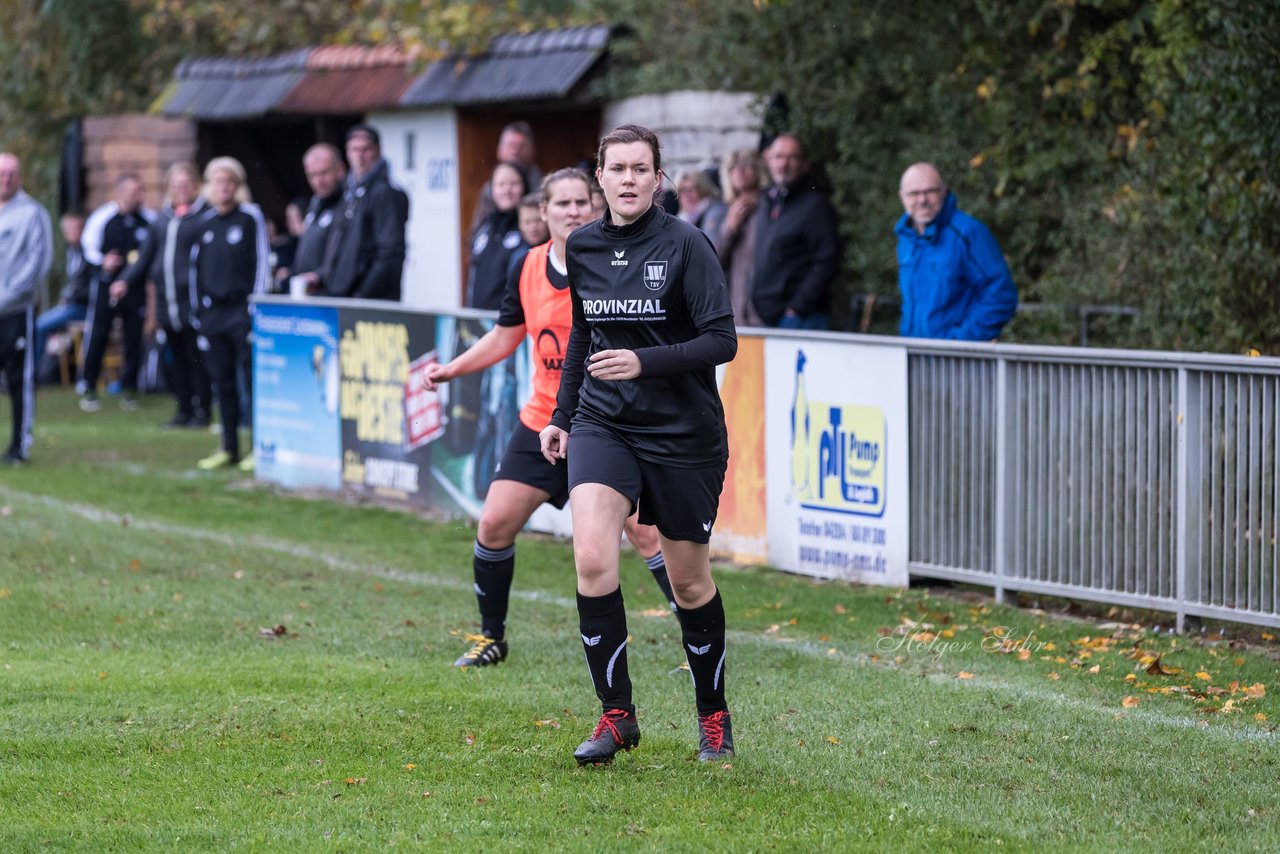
294, 190, 341, 277
99, 210, 151, 280
189, 204, 270, 334
551, 205, 737, 467
120, 197, 209, 330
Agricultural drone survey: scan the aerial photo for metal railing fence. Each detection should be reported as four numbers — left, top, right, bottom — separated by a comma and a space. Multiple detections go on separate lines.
905, 338, 1280, 631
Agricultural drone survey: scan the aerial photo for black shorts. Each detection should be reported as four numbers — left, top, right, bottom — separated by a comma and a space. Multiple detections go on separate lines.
567, 424, 725, 544
492, 420, 570, 509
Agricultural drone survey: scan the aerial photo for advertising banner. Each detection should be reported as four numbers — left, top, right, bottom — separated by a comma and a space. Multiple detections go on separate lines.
764, 338, 909, 586
252, 303, 342, 490
712, 334, 767, 564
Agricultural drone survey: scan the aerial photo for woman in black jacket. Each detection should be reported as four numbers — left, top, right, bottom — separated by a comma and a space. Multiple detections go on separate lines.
190, 156, 270, 471
465, 161, 529, 310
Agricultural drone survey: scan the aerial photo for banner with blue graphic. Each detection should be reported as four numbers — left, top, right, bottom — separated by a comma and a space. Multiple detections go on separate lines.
252, 303, 343, 490
765, 339, 909, 585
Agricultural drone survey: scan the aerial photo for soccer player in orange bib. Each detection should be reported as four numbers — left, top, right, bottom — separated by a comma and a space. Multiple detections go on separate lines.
425, 167, 676, 669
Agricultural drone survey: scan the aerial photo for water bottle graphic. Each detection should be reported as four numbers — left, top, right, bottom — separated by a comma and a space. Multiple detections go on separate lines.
790, 349, 812, 501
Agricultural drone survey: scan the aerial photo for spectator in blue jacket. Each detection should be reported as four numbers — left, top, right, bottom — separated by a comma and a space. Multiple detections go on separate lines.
896, 162, 1017, 340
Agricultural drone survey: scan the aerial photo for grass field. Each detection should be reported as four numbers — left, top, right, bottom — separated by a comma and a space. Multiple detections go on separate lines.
2, 388, 1279, 851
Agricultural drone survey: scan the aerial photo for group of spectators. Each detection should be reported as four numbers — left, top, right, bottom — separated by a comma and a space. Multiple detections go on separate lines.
1, 117, 1020, 468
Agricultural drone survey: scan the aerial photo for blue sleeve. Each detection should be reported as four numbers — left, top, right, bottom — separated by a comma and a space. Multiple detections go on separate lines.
949, 223, 1017, 341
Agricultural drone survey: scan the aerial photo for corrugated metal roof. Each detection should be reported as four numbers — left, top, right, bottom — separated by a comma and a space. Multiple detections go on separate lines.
150, 25, 615, 119
156, 49, 313, 119
278, 46, 416, 113
400, 25, 613, 108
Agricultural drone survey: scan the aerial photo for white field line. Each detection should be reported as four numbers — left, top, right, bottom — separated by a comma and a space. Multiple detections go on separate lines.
3, 485, 1274, 743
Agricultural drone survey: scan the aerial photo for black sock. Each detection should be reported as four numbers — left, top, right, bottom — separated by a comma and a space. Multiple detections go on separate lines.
644, 552, 677, 611
577, 587, 633, 715
473, 540, 515, 640
675, 589, 728, 715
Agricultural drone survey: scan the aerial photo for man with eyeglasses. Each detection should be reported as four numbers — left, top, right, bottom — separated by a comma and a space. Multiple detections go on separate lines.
895, 162, 1016, 340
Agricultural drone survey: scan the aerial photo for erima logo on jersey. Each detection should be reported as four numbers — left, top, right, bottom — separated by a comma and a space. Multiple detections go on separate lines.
687, 643, 712, 656
582, 634, 602, 647
582, 298, 666, 317
611, 249, 628, 267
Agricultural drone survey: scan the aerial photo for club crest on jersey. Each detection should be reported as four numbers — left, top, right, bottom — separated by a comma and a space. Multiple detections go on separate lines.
226, 225, 243, 245
642, 260, 668, 291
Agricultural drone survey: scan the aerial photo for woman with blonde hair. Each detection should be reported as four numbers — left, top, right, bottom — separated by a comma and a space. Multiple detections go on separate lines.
715, 148, 767, 327
190, 156, 270, 470
674, 168, 726, 239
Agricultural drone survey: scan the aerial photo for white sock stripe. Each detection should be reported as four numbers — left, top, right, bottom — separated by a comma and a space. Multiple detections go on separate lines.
474, 542, 515, 561
713, 646, 726, 691
645, 553, 665, 571
605, 638, 628, 688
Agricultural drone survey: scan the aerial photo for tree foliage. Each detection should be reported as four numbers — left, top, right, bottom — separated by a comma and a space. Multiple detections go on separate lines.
3, 0, 1276, 352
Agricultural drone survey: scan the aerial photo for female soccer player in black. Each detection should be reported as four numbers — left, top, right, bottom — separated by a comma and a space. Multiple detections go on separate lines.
426, 168, 677, 670
540, 125, 738, 765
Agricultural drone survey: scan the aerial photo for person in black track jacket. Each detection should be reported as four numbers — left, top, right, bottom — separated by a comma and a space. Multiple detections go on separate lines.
538, 125, 739, 768
318, 125, 408, 301
79, 173, 154, 411
116, 162, 212, 428
189, 156, 269, 471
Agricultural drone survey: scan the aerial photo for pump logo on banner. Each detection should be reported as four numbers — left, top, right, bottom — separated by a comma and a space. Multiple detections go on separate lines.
788, 349, 888, 517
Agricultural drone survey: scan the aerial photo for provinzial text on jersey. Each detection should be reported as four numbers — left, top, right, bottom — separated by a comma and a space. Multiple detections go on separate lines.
582, 298, 666, 318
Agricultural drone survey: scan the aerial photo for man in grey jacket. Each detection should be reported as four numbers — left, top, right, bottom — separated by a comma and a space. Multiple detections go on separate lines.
0, 152, 54, 465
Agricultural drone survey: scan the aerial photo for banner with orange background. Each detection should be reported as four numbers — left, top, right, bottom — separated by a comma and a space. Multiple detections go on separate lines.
712, 333, 767, 564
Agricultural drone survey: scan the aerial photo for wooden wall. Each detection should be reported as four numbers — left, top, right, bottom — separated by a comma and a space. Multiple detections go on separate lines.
82, 115, 197, 212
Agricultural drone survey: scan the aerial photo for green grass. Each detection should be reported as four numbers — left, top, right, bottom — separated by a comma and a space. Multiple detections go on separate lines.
2, 388, 1279, 851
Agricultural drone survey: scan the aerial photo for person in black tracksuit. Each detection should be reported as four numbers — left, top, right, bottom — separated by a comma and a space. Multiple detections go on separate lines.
79, 175, 154, 410
117, 162, 211, 427
539, 125, 739, 766
293, 143, 346, 289
465, 161, 529, 309
318, 125, 408, 301
189, 157, 269, 469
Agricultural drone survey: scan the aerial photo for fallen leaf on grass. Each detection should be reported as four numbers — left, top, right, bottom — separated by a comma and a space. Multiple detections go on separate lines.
1195, 671, 1212, 680
1087, 665, 1101, 674
464, 733, 476, 746
1047, 672, 1060, 681
826, 736, 840, 744
1122, 696, 1141, 708
1245, 683, 1266, 699
0, 505, 11, 517
534, 719, 561, 729
1124, 673, 1137, 682
128, 559, 141, 572
834, 604, 846, 614
1256, 713, 1268, 722
765, 624, 781, 635
1146, 656, 1178, 676
0, 588, 11, 599
404, 763, 416, 770
1016, 649, 1031, 661
344, 777, 366, 785
258, 625, 287, 639
957, 671, 974, 680
639, 608, 670, 618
